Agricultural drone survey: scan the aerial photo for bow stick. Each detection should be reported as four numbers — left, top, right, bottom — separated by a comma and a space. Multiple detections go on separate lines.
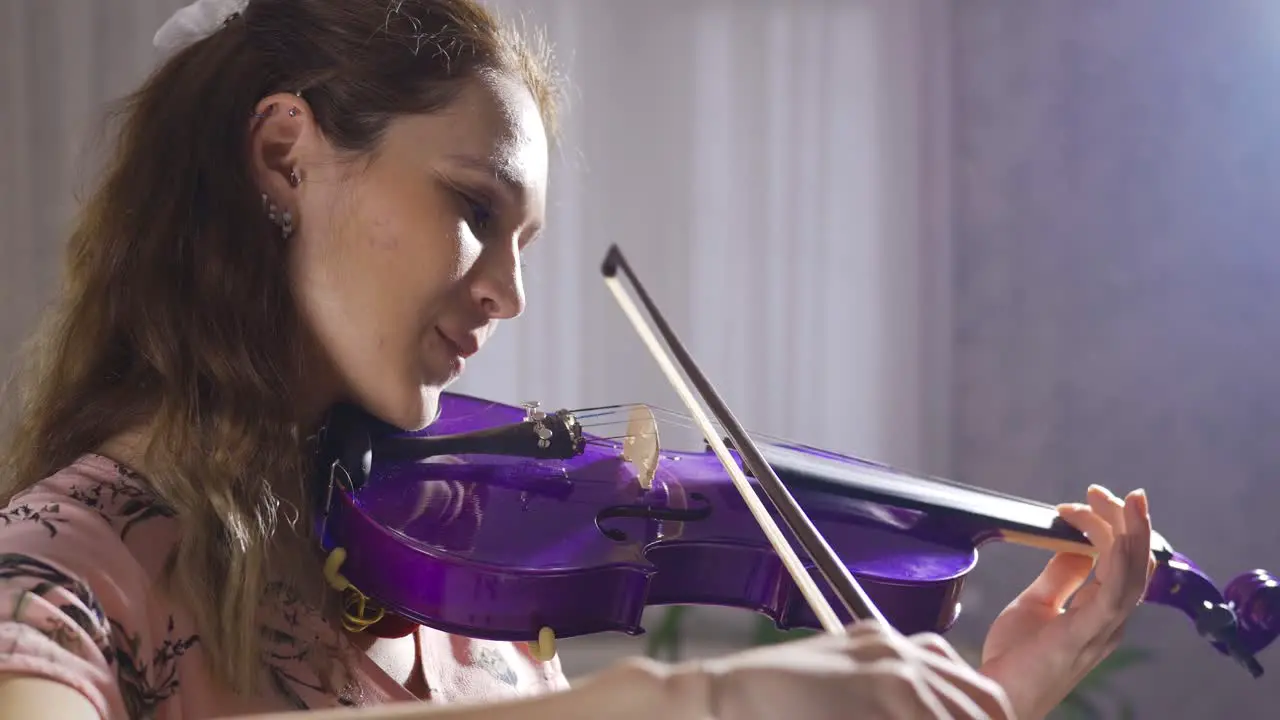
601, 244, 886, 630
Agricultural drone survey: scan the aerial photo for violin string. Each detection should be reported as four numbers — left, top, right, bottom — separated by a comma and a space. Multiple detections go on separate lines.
439, 403, 1056, 512
577, 412, 711, 438
576, 403, 754, 439
583, 435, 642, 444
572, 407, 1057, 510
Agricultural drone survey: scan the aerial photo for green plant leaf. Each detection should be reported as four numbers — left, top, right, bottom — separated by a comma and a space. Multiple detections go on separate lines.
1051, 645, 1155, 718
1051, 693, 1101, 720
750, 615, 818, 646
645, 606, 690, 661
1071, 646, 1155, 692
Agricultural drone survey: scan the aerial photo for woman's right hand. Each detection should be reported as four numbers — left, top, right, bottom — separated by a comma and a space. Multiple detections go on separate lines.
673, 620, 1015, 720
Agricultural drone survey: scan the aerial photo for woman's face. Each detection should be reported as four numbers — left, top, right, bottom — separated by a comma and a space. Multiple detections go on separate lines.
250, 73, 548, 430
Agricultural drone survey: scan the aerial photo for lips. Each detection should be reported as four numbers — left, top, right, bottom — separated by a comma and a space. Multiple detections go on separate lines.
436, 327, 479, 359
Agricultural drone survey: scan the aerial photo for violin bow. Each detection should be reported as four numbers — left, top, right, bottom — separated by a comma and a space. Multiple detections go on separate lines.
601, 244, 886, 630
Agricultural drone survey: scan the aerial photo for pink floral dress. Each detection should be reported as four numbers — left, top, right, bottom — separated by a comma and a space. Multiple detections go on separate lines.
0, 454, 567, 718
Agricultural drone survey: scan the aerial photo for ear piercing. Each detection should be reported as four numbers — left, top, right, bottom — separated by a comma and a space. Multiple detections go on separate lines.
262, 165, 302, 239
250, 101, 299, 121
262, 192, 294, 240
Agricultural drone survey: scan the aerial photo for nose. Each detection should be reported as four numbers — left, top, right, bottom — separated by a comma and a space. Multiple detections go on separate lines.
471, 241, 525, 320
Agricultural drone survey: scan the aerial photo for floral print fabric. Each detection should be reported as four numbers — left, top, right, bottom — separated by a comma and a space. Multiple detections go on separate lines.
0, 454, 566, 718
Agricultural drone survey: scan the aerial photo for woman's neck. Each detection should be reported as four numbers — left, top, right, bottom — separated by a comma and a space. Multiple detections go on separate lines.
94, 424, 153, 476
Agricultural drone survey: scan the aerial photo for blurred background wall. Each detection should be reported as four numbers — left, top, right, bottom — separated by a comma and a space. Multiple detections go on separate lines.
3, 0, 1279, 716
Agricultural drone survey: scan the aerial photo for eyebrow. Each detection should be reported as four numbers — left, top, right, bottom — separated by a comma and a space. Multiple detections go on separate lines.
446, 153, 530, 200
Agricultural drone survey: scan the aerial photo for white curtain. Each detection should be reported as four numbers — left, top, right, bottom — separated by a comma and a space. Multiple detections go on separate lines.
463, 0, 953, 472
0, 0, 951, 676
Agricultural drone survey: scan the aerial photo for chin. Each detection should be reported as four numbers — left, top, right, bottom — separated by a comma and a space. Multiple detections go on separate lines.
413, 385, 444, 430
362, 385, 442, 432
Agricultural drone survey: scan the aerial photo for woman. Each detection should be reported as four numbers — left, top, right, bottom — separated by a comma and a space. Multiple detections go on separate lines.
0, 0, 1154, 718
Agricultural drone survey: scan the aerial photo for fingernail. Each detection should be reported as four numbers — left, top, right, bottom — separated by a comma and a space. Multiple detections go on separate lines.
1087, 484, 1114, 499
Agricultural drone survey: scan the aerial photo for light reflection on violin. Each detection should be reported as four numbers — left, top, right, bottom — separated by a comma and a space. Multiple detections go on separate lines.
371, 458, 486, 553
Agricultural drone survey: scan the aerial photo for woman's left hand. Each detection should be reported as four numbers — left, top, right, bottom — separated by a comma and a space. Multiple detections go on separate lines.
977, 484, 1155, 720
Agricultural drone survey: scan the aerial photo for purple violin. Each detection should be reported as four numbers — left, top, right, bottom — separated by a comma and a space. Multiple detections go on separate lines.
310, 246, 1279, 680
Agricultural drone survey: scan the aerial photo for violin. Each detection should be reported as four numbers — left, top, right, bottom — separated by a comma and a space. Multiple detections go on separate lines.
311, 245, 1279, 681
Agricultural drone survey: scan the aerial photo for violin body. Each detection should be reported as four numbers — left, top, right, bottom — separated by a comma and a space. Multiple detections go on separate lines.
313, 392, 1280, 676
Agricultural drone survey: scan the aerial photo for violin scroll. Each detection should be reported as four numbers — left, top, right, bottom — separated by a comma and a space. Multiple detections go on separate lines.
1146, 549, 1280, 678
1216, 568, 1280, 677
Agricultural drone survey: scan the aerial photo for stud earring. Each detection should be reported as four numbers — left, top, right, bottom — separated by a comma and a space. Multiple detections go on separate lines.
288, 168, 302, 187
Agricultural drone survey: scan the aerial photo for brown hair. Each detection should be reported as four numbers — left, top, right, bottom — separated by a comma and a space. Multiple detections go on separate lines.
0, 0, 559, 695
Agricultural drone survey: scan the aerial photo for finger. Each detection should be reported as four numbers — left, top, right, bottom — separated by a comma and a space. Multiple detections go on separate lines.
1057, 502, 1115, 553
917, 655, 1016, 720
835, 628, 972, 718
1066, 578, 1101, 609
1126, 489, 1152, 556
910, 632, 969, 665
842, 627, 1013, 720
1079, 491, 1154, 627
1101, 491, 1152, 612
1086, 485, 1128, 536
841, 620, 920, 664
844, 618, 909, 650
848, 660, 959, 720
893, 637, 1015, 720
1131, 490, 1158, 588
1014, 552, 1096, 609
1120, 489, 1154, 606
913, 662, 1005, 720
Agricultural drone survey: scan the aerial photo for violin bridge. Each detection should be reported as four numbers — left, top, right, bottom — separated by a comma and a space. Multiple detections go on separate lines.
622, 404, 660, 491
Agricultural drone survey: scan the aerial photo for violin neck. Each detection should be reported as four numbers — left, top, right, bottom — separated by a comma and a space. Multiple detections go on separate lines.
754, 443, 1098, 556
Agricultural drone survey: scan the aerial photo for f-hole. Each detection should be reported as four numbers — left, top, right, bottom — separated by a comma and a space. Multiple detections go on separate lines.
595, 493, 712, 542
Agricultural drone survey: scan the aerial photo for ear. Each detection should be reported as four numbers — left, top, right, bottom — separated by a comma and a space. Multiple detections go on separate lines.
248, 92, 322, 207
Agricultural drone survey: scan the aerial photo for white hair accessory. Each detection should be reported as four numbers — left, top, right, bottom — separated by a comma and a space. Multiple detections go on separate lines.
153, 0, 250, 54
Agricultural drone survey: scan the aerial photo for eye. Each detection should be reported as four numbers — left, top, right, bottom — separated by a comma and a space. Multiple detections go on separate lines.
459, 191, 495, 233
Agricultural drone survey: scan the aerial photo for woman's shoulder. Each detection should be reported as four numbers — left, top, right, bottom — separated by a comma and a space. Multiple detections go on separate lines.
12, 452, 167, 506
11, 453, 175, 517
4, 453, 179, 577
0, 455, 195, 719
